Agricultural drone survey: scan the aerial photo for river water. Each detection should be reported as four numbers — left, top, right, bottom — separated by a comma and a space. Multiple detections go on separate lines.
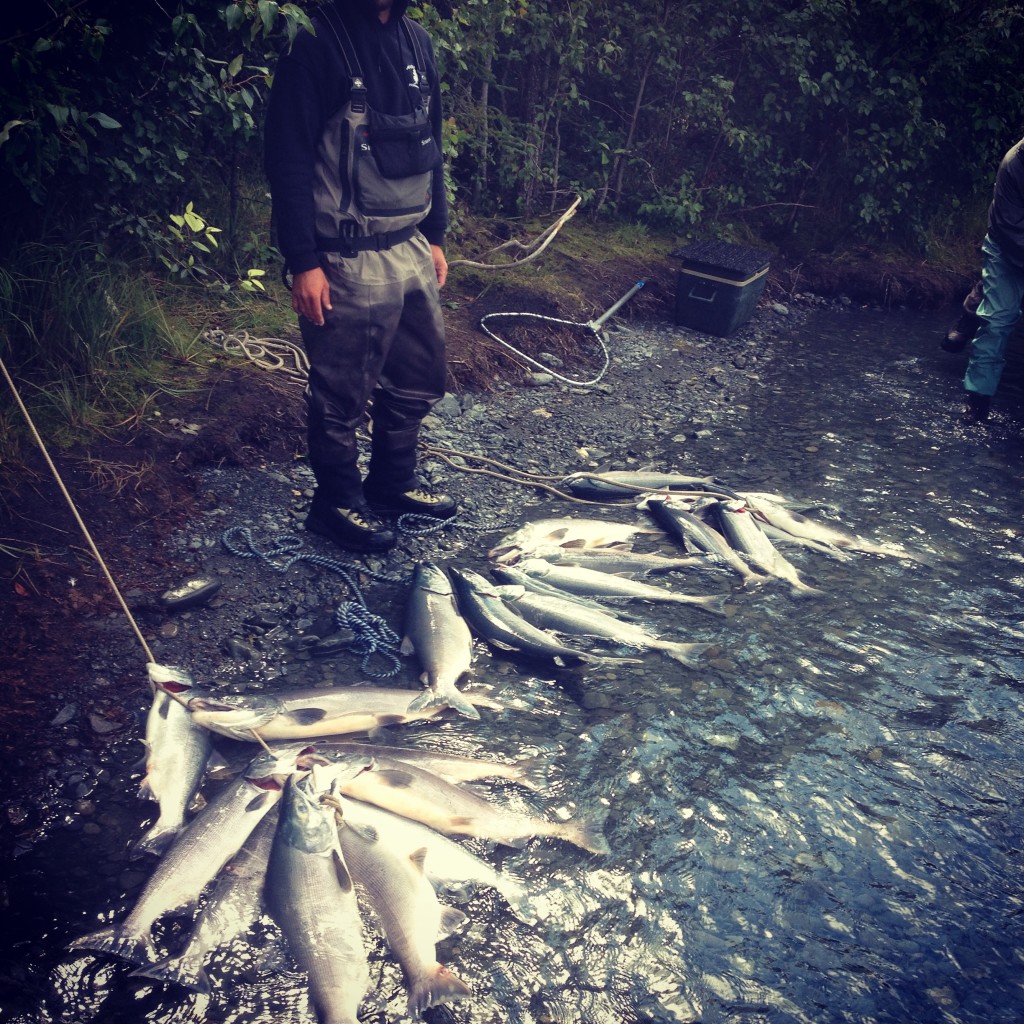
3, 304, 1024, 1024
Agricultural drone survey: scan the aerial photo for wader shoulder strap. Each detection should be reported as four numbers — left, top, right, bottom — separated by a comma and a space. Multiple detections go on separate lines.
317, 6, 367, 112
399, 16, 432, 107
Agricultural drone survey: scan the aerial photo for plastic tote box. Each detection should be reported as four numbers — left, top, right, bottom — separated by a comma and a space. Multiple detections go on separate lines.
671, 240, 770, 336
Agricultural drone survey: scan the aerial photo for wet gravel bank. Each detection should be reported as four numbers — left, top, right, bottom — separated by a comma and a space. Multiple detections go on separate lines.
1, 289, 850, 857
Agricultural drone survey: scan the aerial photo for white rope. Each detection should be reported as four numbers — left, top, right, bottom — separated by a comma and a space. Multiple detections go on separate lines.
0, 354, 156, 664
204, 328, 310, 386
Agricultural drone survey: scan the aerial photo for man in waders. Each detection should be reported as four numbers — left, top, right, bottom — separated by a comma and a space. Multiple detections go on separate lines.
957, 136, 1024, 425
265, 0, 456, 552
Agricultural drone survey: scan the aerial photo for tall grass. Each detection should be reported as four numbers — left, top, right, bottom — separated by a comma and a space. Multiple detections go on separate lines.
0, 241, 205, 456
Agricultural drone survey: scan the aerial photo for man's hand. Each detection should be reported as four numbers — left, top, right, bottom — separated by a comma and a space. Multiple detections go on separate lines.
291, 267, 332, 326
430, 244, 448, 289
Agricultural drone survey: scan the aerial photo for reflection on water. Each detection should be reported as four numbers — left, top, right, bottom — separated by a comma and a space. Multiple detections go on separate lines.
4, 306, 1024, 1024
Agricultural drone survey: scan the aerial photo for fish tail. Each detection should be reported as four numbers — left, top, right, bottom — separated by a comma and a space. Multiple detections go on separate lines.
131, 951, 211, 993
406, 686, 451, 715
130, 823, 181, 860
431, 685, 484, 721
559, 818, 611, 856
663, 641, 716, 669
407, 963, 473, 1016
495, 871, 539, 924
512, 754, 550, 792
694, 592, 732, 616
68, 926, 156, 966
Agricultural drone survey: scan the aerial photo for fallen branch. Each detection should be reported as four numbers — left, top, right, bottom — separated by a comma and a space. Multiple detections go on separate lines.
448, 195, 581, 271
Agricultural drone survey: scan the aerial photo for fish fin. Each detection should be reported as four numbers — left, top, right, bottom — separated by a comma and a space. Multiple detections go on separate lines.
332, 848, 354, 893
244, 791, 275, 812
699, 592, 733, 616
494, 871, 539, 924
130, 823, 181, 860
409, 846, 429, 874
204, 750, 231, 776
336, 813, 379, 844
466, 691, 503, 711
406, 686, 447, 714
561, 818, 612, 856
68, 927, 156, 966
137, 776, 156, 802
561, 538, 587, 549
187, 791, 208, 814
510, 754, 550, 792
664, 641, 716, 669
445, 688, 483, 721
407, 964, 473, 1017
131, 952, 211, 993
438, 906, 468, 938
283, 707, 328, 726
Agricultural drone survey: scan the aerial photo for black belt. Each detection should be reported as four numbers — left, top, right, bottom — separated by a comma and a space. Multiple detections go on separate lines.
316, 224, 419, 256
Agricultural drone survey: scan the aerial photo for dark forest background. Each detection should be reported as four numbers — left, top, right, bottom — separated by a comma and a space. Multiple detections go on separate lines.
1, 0, 1022, 438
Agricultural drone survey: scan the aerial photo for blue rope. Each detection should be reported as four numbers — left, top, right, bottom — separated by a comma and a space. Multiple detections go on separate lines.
221, 526, 408, 678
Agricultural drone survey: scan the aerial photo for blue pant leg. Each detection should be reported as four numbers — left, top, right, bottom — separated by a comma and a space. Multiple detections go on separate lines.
963, 235, 1024, 397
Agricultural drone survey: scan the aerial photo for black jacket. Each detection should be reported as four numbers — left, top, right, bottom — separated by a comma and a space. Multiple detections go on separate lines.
264, 0, 447, 275
988, 138, 1024, 271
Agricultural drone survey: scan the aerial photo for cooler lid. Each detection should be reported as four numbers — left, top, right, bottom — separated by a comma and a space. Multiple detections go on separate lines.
669, 239, 770, 281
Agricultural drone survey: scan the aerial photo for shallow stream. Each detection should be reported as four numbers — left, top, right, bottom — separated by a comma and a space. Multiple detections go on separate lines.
3, 304, 1024, 1024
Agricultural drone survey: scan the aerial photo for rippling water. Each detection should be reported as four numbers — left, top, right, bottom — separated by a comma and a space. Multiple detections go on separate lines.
4, 305, 1024, 1024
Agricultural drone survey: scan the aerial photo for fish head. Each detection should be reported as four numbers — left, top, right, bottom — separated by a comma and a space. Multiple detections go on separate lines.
187, 693, 281, 740
146, 662, 197, 697
244, 746, 306, 783
275, 771, 338, 853
413, 560, 454, 596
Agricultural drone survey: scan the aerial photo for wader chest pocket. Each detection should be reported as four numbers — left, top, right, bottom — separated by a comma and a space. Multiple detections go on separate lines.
368, 108, 438, 179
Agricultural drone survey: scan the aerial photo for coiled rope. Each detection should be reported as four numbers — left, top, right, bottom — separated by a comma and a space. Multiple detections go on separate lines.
221, 526, 409, 678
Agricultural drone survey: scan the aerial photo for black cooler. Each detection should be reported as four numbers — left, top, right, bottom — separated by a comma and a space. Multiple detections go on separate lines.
670, 240, 770, 336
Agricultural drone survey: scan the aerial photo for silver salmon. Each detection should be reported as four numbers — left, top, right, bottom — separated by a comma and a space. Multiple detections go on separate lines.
133, 686, 213, 859
155, 678, 498, 742
499, 588, 716, 669
488, 516, 661, 563
516, 557, 731, 615
131, 807, 278, 992
712, 499, 823, 597
334, 755, 610, 855
450, 567, 638, 667
265, 770, 370, 1024
560, 470, 720, 499
401, 562, 478, 720
329, 791, 472, 1018
68, 749, 293, 965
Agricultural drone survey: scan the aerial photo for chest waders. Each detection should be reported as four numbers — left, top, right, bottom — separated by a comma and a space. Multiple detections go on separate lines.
300, 8, 447, 507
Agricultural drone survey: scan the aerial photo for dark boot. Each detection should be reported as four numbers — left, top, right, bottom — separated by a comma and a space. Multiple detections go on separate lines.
364, 479, 458, 519
941, 311, 981, 353
961, 391, 991, 425
304, 498, 397, 553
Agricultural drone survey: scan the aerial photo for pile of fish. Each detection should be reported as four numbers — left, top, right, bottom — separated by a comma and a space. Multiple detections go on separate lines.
67, 468, 920, 1020
430, 470, 920, 675
69, 663, 604, 1021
